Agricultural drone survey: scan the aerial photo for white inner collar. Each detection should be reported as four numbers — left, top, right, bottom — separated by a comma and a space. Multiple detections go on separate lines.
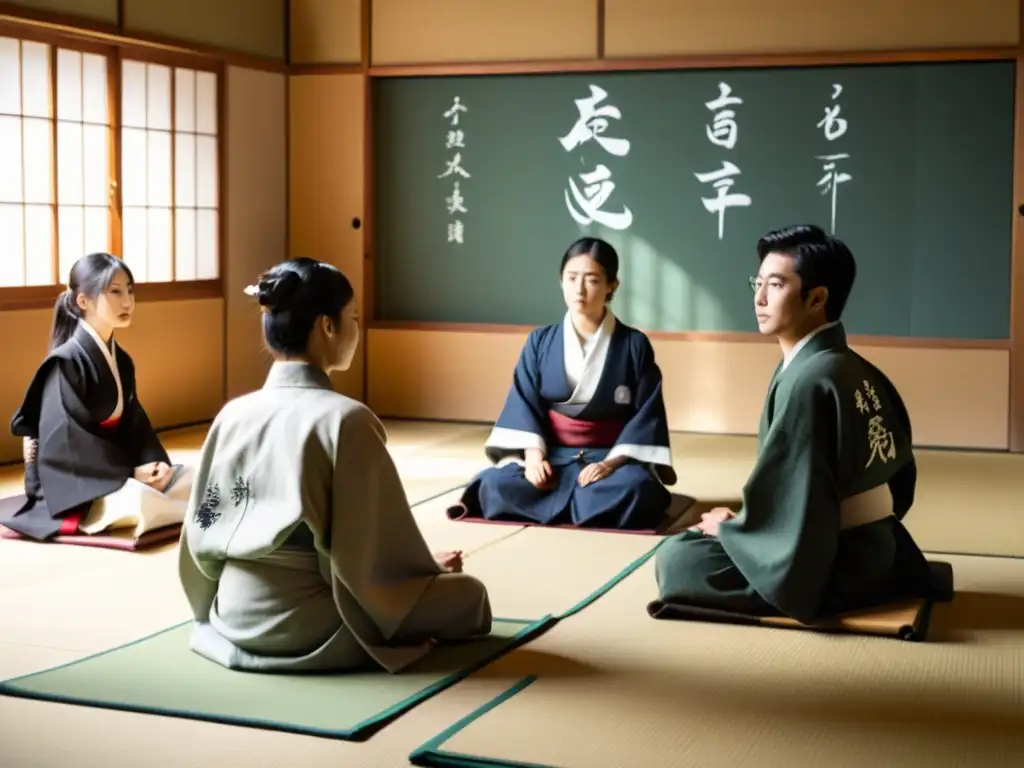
78, 319, 124, 421
782, 321, 838, 371
563, 310, 616, 401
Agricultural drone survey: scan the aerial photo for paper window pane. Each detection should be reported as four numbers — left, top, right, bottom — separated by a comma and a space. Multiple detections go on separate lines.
56, 49, 81, 122
0, 116, 22, 202
83, 124, 108, 206
147, 129, 171, 207
174, 68, 195, 132
146, 64, 171, 131
21, 42, 50, 119
57, 120, 83, 205
174, 132, 195, 207
82, 53, 108, 125
174, 208, 196, 281
84, 205, 108, 255
58, 205, 83, 279
120, 60, 147, 128
120, 127, 147, 206
195, 135, 217, 208
196, 71, 216, 135
0, 37, 20, 115
22, 117, 52, 204
0, 203, 25, 286
147, 207, 172, 282
25, 204, 53, 285
196, 209, 218, 279
121, 206, 147, 281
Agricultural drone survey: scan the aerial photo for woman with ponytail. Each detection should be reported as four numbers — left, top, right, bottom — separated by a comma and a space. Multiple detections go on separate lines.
5, 252, 192, 542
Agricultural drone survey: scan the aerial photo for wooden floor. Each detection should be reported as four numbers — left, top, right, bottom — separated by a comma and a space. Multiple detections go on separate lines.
0, 420, 1022, 767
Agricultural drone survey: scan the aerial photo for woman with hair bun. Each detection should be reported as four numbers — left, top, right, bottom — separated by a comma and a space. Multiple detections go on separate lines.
6, 252, 190, 542
178, 257, 492, 674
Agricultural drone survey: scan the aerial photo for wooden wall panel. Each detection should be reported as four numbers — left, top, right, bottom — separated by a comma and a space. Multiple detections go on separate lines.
0, 0, 117, 23
290, 0, 361, 64
116, 299, 225, 428
367, 330, 1011, 450
124, 0, 286, 59
289, 74, 366, 399
371, 0, 597, 65
604, 0, 1019, 58
225, 66, 288, 400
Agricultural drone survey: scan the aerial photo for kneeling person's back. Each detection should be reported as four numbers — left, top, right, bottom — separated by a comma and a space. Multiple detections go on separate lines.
178, 259, 492, 674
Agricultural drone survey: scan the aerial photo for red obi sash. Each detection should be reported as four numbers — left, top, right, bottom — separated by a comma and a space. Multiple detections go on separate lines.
547, 409, 624, 448
59, 415, 120, 535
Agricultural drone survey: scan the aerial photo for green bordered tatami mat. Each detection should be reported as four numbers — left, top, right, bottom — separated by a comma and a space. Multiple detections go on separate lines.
464, 526, 665, 621
408, 554, 1024, 768
0, 539, 660, 743
0, 616, 553, 742
410, 677, 554, 768
556, 539, 664, 619
0, 504, 668, 748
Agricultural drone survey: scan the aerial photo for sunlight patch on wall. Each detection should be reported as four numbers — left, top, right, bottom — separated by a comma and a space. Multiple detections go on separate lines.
586, 225, 726, 332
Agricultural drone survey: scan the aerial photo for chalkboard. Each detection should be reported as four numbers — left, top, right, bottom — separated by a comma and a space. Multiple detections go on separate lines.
373, 61, 1015, 339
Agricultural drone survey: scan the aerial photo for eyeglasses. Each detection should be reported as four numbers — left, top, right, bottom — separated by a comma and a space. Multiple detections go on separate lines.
748, 276, 786, 293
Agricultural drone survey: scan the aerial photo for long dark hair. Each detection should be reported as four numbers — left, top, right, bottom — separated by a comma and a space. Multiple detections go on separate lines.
251, 258, 355, 356
50, 253, 135, 351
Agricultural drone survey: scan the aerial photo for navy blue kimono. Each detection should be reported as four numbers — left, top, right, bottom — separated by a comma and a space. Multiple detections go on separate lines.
449, 312, 676, 529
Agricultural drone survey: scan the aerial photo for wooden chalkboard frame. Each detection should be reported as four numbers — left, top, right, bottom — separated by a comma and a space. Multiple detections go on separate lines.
287, 0, 1024, 452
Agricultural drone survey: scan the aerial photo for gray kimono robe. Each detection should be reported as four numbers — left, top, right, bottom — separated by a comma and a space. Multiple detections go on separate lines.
178, 361, 492, 673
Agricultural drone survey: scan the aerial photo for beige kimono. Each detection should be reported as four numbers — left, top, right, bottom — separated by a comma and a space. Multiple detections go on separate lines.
178, 361, 492, 673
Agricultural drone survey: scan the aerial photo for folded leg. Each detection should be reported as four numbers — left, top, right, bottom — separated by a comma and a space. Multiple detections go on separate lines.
571, 463, 671, 529
654, 531, 774, 615
393, 572, 493, 642
461, 464, 574, 524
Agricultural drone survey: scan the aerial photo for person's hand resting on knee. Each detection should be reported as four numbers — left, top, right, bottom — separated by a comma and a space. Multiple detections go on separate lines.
434, 550, 463, 573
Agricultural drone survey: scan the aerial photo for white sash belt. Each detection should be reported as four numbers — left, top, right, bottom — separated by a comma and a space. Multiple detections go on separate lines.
839, 484, 894, 531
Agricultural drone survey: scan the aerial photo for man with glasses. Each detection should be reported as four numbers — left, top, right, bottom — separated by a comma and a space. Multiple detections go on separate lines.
649, 224, 949, 626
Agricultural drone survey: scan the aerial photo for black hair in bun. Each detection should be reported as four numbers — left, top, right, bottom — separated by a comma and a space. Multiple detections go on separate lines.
256, 270, 303, 313
249, 258, 355, 356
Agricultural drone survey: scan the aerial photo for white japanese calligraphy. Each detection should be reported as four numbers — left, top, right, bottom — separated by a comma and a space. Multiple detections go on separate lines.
694, 161, 752, 240
704, 82, 742, 150
696, 82, 749, 240
446, 129, 465, 149
441, 97, 469, 245
559, 84, 633, 231
437, 152, 471, 180
817, 83, 850, 233
559, 85, 631, 156
443, 96, 467, 126
446, 181, 467, 215
565, 164, 634, 229
817, 84, 848, 140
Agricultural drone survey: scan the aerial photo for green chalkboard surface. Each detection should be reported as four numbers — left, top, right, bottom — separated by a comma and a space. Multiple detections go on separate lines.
373, 61, 1015, 339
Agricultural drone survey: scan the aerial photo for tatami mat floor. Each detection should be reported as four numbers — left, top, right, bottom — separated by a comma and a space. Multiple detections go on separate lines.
0, 419, 1022, 767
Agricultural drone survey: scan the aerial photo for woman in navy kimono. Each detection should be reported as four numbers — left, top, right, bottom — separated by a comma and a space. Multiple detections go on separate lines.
449, 237, 677, 530
5, 253, 181, 541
